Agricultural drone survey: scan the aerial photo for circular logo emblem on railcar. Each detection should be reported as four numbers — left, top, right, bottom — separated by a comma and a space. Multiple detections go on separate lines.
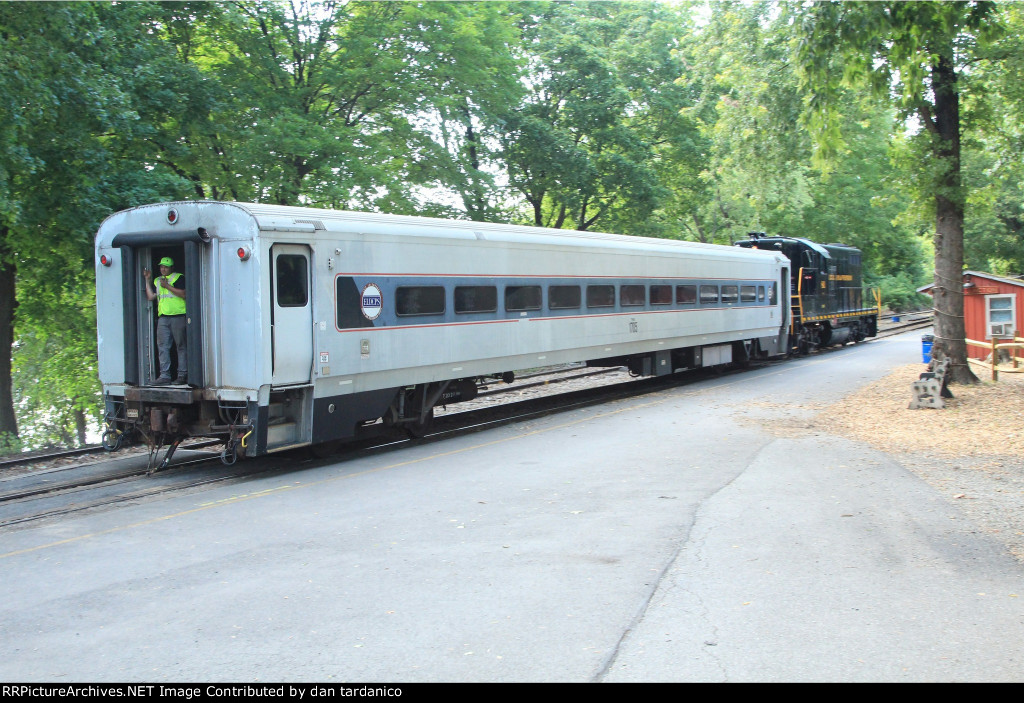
360, 283, 383, 321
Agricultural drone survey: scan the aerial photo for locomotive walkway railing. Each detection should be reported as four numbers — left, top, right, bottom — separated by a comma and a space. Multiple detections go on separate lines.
789, 267, 881, 336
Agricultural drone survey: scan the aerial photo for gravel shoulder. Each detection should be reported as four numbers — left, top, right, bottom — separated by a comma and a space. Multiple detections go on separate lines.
814, 362, 1024, 560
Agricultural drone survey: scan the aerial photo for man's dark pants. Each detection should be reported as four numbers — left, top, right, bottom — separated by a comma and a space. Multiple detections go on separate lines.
157, 314, 187, 381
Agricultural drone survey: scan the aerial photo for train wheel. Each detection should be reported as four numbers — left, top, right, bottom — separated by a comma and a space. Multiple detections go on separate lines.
101, 428, 124, 452
406, 408, 434, 438
220, 441, 238, 466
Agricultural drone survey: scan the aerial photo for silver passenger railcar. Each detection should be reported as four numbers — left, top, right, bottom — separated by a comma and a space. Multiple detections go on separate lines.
95, 202, 790, 466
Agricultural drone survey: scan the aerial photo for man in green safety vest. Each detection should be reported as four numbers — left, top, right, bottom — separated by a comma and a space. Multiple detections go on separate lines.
144, 256, 187, 386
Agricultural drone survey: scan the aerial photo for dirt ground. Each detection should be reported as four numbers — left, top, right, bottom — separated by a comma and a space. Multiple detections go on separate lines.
814, 362, 1024, 560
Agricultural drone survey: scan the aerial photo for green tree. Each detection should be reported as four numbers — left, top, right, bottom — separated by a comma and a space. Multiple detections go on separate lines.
403, 1, 526, 221
684, 1, 814, 243
13, 271, 100, 448
960, 2, 1024, 274
159, 0, 420, 207
165, 0, 527, 214
0, 2, 201, 449
598, 1, 706, 238
801, 108, 928, 286
501, 1, 695, 233
794, 0, 999, 383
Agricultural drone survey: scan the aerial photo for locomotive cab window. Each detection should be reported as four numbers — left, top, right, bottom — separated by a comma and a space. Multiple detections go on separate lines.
396, 286, 445, 316
455, 285, 497, 314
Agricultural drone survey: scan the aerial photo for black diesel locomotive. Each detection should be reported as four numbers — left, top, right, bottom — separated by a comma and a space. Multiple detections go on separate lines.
735, 233, 879, 354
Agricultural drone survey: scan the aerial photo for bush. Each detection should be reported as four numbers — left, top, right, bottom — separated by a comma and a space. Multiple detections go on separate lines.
0, 432, 24, 457
876, 272, 930, 313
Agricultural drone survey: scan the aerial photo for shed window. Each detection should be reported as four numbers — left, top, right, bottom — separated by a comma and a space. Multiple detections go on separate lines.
396, 286, 445, 316
987, 295, 1017, 338
549, 285, 581, 310
455, 285, 497, 314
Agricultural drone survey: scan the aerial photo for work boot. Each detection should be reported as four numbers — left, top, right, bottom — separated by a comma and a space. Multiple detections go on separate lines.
175, 376, 188, 386
152, 377, 171, 386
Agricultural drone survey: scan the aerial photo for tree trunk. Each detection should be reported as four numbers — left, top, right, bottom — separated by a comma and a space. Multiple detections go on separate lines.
460, 102, 489, 222
0, 230, 18, 442
928, 41, 977, 384
74, 407, 88, 447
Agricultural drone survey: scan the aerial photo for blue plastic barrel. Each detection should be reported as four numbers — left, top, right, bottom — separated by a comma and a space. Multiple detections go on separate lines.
921, 334, 934, 364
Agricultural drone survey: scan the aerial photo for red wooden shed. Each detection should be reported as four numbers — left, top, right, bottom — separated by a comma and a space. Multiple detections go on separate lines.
919, 271, 1024, 360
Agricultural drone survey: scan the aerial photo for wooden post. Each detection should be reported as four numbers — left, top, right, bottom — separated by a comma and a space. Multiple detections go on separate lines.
992, 336, 999, 382
1015, 330, 1020, 369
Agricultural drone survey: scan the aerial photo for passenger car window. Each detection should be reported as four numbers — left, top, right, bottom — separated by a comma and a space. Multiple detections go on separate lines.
721, 285, 739, 304
741, 285, 757, 303
454, 286, 497, 314
676, 285, 697, 305
620, 285, 646, 307
505, 286, 542, 312
700, 285, 719, 305
396, 286, 445, 316
586, 285, 615, 308
549, 285, 581, 310
650, 285, 672, 305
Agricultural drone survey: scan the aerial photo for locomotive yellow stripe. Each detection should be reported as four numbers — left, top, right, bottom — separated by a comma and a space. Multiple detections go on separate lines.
797, 310, 878, 322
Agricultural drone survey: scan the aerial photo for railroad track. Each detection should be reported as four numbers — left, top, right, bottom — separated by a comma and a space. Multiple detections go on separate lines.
0, 364, 608, 476
0, 369, 692, 528
876, 315, 933, 337
0, 317, 933, 527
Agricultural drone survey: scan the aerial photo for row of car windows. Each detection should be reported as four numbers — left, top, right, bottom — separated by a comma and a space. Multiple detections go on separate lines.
395, 283, 774, 317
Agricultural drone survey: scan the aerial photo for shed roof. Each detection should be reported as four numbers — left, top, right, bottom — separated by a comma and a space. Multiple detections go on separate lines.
917, 271, 1024, 295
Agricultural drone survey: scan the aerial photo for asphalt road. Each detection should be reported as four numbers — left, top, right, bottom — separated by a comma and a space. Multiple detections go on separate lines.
2, 330, 1022, 682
